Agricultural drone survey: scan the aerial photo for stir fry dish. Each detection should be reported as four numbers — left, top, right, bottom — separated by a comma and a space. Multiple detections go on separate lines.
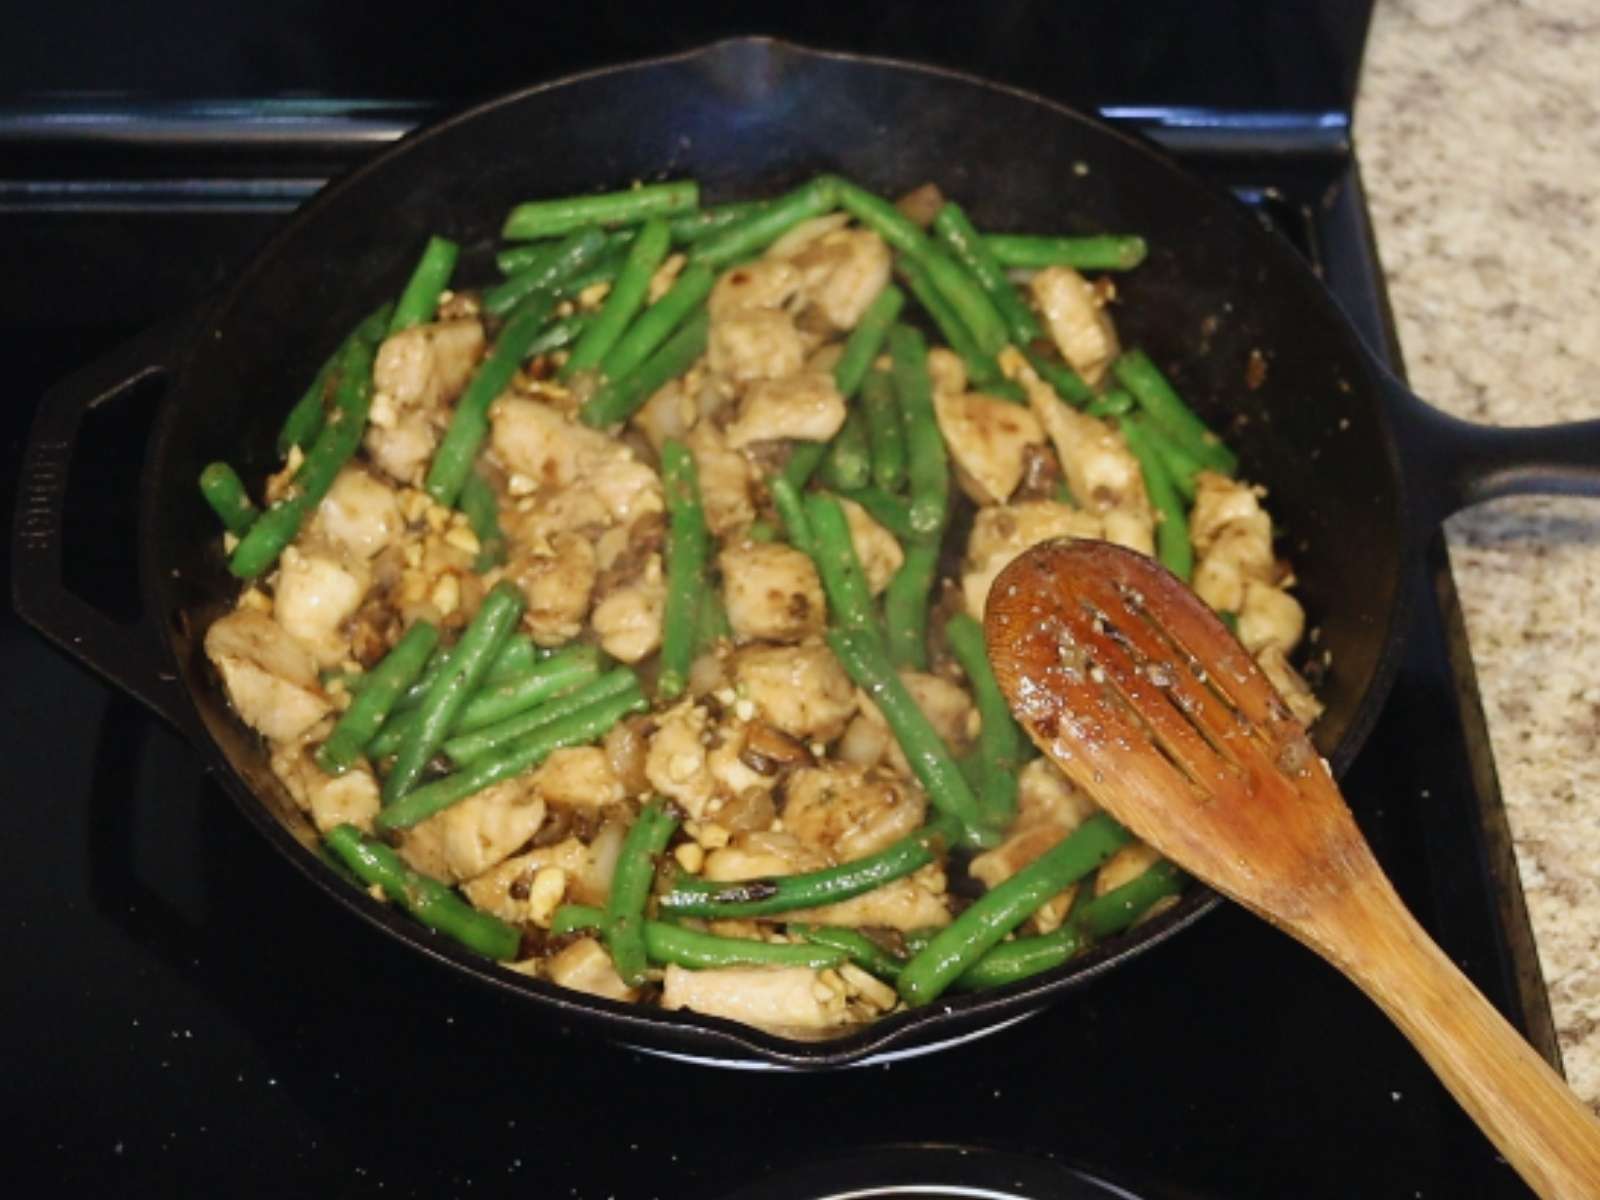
199, 174, 1322, 1034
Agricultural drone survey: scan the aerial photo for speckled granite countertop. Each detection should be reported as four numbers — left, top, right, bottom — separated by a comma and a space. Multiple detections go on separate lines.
1357, 0, 1600, 1104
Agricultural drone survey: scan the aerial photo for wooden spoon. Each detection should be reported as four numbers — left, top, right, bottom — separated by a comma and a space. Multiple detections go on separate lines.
984, 538, 1600, 1200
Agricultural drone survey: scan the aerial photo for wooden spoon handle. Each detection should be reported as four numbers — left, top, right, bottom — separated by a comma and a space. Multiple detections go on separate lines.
1316, 881, 1600, 1199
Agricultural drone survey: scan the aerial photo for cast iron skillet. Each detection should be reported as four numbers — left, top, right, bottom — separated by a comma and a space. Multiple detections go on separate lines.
14, 39, 1600, 1068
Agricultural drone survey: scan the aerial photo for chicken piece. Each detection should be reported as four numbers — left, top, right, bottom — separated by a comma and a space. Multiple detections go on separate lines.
462, 827, 625, 920
1028, 266, 1120, 385
1190, 471, 1270, 555
632, 376, 700, 454
707, 258, 802, 321
705, 719, 788, 802
708, 307, 807, 384
685, 422, 755, 537
529, 746, 627, 811
789, 228, 893, 331
970, 759, 1099, 890
1238, 580, 1306, 656
838, 497, 903, 596
662, 964, 847, 1032
398, 780, 547, 884
802, 875, 953, 931
644, 701, 717, 818
491, 396, 663, 526
961, 500, 1103, 620
545, 937, 637, 1003
315, 466, 403, 559
723, 371, 847, 449
1188, 471, 1279, 615
764, 212, 852, 261
204, 608, 332, 741
270, 741, 381, 834
271, 544, 370, 667
781, 762, 927, 861
506, 530, 597, 646
719, 541, 826, 644
703, 829, 830, 882
1256, 645, 1325, 725
933, 389, 1046, 506
365, 319, 485, 484
590, 553, 666, 663
731, 643, 858, 742
854, 671, 976, 777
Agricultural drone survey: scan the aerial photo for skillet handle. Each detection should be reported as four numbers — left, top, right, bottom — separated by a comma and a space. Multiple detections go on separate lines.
11, 315, 204, 741
1382, 373, 1600, 531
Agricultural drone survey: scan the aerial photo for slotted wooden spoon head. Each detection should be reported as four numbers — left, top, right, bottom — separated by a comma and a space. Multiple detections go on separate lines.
984, 538, 1600, 1200
982, 537, 1368, 936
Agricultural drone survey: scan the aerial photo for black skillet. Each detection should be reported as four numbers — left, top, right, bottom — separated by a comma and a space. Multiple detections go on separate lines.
14, 39, 1600, 1068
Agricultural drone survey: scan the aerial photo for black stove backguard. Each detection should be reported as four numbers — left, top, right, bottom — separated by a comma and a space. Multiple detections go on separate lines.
0, 4, 1559, 1197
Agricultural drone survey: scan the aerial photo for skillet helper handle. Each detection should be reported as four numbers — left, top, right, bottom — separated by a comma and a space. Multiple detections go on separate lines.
1323, 879, 1600, 1200
11, 315, 201, 738
1383, 375, 1600, 529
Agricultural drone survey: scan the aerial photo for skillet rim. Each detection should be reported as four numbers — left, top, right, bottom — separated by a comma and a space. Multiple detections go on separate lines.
143, 34, 1414, 1067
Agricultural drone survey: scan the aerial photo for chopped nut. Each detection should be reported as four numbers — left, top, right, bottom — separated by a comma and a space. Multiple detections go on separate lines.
444, 524, 482, 555
578, 281, 612, 309
431, 573, 461, 617
238, 588, 273, 613
222, 532, 240, 554
673, 842, 706, 874
403, 542, 424, 568
692, 821, 731, 850
368, 391, 398, 429
507, 473, 538, 497
424, 504, 451, 533
840, 962, 898, 1010
402, 489, 432, 523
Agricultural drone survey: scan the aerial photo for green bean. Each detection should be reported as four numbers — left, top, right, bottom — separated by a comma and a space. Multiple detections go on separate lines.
1119, 415, 1194, 581
562, 217, 671, 379
388, 635, 537, 715
377, 685, 648, 830
803, 493, 879, 636
779, 442, 829, 493
600, 262, 713, 382
442, 669, 640, 767
424, 291, 555, 507
953, 860, 1185, 991
1024, 348, 1094, 407
603, 798, 679, 986
835, 485, 920, 546
691, 176, 839, 268
276, 302, 393, 458
387, 236, 459, 334
919, 243, 1010, 357
833, 284, 904, 400
231, 335, 375, 579
323, 824, 521, 960
657, 439, 711, 701
897, 813, 1132, 1005
523, 314, 592, 360
554, 235, 635, 299
1112, 349, 1237, 475
669, 200, 770, 244
555, 906, 847, 971
502, 181, 699, 240
945, 613, 1023, 828
858, 368, 907, 493
495, 239, 562, 278
888, 324, 951, 538
932, 202, 1042, 347
1085, 387, 1136, 419
884, 542, 939, 671
457, 470, 506, 572
199, 462, 258, 536
657, 815, 961, 918
788, 924, 907, 981
695, 585, 733, 656
829, 176, 929, 256
315, 621, 440, 776
482, 226, 608, 318
819, 409, 872, 492
579, 309, 709, 428
1128, 412, 1204, 502
895, 254, 1003, 389
769, 474, 815, 556
1219, 610, 1240, 636
825, 628, 995, 847
381, 581, 525, 805
984, 232, 1148, 271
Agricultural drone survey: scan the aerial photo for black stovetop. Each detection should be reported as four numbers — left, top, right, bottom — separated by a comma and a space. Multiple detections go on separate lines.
0, 9, 1560, 1198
